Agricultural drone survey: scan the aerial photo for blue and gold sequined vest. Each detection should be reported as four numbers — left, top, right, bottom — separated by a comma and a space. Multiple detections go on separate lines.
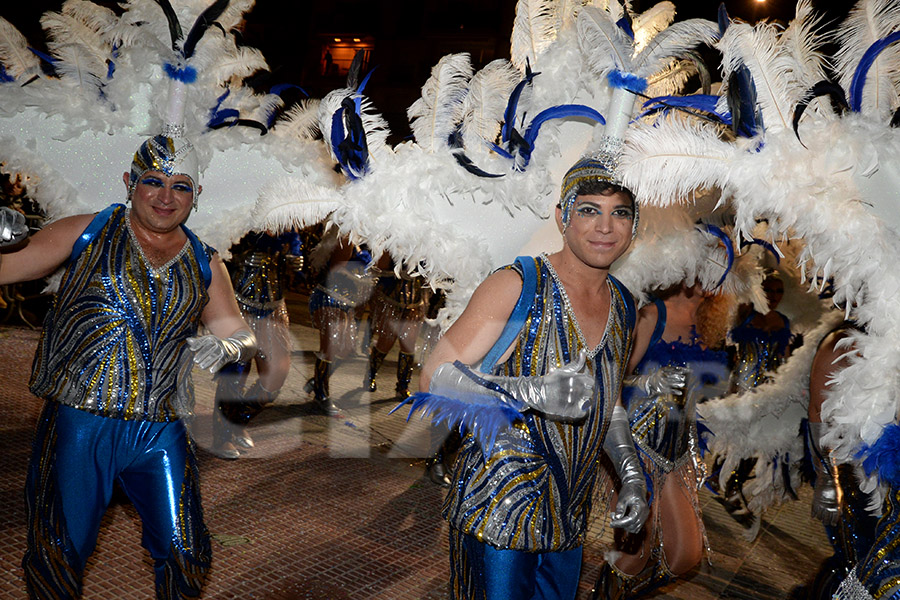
443, 255, 634, 552
30, 204, 212, 421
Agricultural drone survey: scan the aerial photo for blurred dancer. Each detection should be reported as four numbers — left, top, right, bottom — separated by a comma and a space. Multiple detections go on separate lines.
213, 230, 304, 458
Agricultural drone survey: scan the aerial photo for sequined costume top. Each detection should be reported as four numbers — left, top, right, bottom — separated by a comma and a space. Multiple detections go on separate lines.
375, 271, 426, 310
625, 300, 729, 471
730, 310, 792, 391
230, 231, 301, 317
30, 204, 212, 422
310, 245, 375, 312
442, 255, 634, 552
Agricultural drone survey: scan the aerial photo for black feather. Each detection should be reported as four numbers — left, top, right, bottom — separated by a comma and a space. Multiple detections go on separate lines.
183, 0, 230, 59
891, 107, 900, 128
346, 49, 365, 90
452, 152, 504, 178
793, 81, 849, 146
153, 0, 183, 51
683, 49, 712, 96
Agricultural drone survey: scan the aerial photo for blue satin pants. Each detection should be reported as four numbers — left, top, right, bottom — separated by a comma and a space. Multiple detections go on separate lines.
450, 528, 583, 600
23, 402, 210, 599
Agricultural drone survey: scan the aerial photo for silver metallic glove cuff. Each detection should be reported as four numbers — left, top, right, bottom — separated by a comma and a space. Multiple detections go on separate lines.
430, 353, 592, 420
222, 329, 257, 364
604, 406, 645, 488
809, 421, 841, 525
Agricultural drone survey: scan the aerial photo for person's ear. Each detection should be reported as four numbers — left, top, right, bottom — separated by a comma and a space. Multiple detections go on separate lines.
555, 204, 564, 233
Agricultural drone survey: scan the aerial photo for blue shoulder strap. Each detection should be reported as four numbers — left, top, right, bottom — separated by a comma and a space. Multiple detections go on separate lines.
608, 274, 637, 332
648, 297, 667, 348
70, 204, 120, 262
479, 256, 537, 374
181, 225, 213, 289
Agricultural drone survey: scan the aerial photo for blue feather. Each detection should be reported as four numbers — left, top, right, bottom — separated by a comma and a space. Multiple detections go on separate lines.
717, 4, 730, 36
0, 65, 14, 83
849, 32, 900, 113
271, 83, 308, 98
642, 95, 730, 124
699, 224, 734, 288
502, 62, 539, 143
164, 62, 198, 83
391, 391, 524, 456
517, 104, 605, 168
740, 238, 780, 264
616, 16, 635, 40
28, 47, 58, 65
355, 67, 378, 115
858, 423, 900, 486
608, 69, 646, 94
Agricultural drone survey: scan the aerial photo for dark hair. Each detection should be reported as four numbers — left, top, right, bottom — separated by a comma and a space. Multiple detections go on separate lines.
575, 178, 635, 206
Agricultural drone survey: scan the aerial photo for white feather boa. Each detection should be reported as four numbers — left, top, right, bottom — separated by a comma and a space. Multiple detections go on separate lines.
699, 310, 846, 515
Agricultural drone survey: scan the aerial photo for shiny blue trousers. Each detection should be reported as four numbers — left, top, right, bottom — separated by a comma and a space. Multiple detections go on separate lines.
23, 402, 210, 599
450, 528, 583, 600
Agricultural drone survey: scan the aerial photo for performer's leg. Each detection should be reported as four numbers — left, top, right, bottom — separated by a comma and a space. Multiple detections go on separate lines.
658, 470, 703, 577
119, 421, 210, 600
395, 317, 422, 398
449, 527, 581, 600
363, 346, 387, 392
24, 403, 120, 600
213, 361, 250, 459
395, 351, 416, 398
425, 421, 452, 487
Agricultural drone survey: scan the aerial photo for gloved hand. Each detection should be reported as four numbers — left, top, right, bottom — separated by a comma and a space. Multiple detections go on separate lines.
187, 329, 257, 373
430, 351, 594, 420
605, 405, 649, 533
809, 421, 842, 526
0, 206, 28, 246
626, 365, 687, 396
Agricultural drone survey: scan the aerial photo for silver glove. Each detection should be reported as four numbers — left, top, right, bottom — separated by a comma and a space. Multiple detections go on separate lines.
605, 405, 649, 533
0, 206, 28, 246
429, 351, 593, 420
625, 365, 687, 396
187, 329, 257, 373
809, 421, 842, 526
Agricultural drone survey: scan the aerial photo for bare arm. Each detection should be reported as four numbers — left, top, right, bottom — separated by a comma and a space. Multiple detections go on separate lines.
199, 253, 250, 338
809, 329, 854, 423
626, 302, 659, 374
418, 268, 523, 391
0, 214, 94, 285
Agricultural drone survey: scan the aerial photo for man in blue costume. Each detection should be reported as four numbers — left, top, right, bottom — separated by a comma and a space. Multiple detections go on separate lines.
0, 133, 256, 599
418, 156, 649, 600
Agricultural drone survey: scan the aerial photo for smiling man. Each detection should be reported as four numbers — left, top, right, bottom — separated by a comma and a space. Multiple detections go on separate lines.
419, 155, 648, 600
0, 134, 256, 599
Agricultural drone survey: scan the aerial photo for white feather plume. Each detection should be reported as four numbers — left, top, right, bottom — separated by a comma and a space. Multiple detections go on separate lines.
510, 0, 558, 71
620, 117, 736, 206
834, 0, 900, 119
633, 18, 719, 79
407, 52, 472, 153
0, 18, 41, 80
718, 21, 796, 133
778, 0, 830, 102
631, 1, 676, 54
460, 59, 521, 155
577, 6, 633, 76
272, 98, 321, 141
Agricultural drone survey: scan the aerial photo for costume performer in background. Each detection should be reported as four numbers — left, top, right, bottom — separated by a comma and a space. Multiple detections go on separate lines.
363, 259, 428, 399
730, 274, 793, 391
414, 157, 648, 600
596, 283, 730, 599
0, 134, 255, 599
213, 230, 304, 459
716, 273, 793, 524
809, 321, 879, 599
306, 228, 375, 414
